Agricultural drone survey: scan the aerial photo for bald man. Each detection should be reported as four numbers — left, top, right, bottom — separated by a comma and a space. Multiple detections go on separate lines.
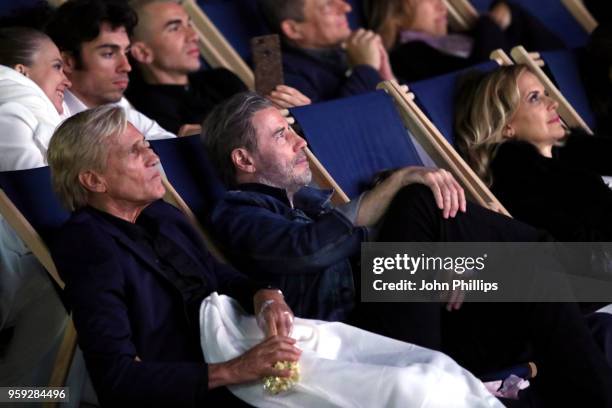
127, 0, 310, 135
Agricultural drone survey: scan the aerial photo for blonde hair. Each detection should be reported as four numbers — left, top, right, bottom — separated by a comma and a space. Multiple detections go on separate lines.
454, 64, 528, 186
48, 105, 127, 211
365, 0, 415, 50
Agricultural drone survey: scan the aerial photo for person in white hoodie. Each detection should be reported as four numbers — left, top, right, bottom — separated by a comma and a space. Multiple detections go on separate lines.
0, 27, 70, 387
0, 27, 71, 171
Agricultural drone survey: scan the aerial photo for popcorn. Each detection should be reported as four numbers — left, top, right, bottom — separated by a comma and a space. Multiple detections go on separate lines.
263, 361, 300, 394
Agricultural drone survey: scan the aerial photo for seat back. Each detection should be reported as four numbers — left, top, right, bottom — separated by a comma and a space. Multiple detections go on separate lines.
454, 0, 589, 47
151, 135, 225, 226
197, 0, 269, 64
195, 0, 365, 65
409, 60, 499, 145
183, 0, 255, 88
0, 166, 69, 248
290, 91, 423, 200
0, 166, 76, 388
540, 49, 596, 130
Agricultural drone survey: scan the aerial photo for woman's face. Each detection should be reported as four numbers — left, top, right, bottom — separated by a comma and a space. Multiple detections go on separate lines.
23, 39, 71, 115
505, 71, 566, 157
402, 0, 448, 36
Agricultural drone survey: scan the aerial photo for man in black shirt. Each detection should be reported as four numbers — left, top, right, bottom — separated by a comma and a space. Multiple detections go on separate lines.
127, 0, 310, 134
48, 105, 299, 407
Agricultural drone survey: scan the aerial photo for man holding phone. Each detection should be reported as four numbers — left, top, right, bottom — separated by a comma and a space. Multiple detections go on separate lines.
258, 0, 396, 103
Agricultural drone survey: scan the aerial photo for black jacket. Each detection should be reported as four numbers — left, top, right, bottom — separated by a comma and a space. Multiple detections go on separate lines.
126, 68, 247, 134
391, 2, 565, 83
490, 132, 612, 241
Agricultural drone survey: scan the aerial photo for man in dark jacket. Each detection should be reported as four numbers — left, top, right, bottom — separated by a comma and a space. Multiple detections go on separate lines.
257, 0, 395, 102
203, 91, 612, 408
48, 105, 299, 407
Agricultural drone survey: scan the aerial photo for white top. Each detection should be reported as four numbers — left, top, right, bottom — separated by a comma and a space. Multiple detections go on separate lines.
0, 65, 69, 171
63, 90, 176, 141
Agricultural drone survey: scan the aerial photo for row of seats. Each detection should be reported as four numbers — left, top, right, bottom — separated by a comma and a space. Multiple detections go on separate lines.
193, 0, 595, 73
0, 0, 601, 399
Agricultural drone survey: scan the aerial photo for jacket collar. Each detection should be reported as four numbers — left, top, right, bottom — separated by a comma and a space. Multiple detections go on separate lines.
78, 201, 176, 279
236, 182, 334, 212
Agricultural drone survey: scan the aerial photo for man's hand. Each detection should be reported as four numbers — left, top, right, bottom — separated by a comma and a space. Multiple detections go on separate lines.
377, 40, 395, 81
254, 289, 294, 337
208, 336, 301, 388
266, 85, 311, 109
345, 29, 382, 70
396, 167, 466, 218
177, 123, 202, 137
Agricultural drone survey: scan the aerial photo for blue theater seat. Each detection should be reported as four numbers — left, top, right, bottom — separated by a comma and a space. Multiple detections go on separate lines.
197, 0, 269, 64
197, 0, 366, 65
409, 61, 499, 145
541, 49, 596, 130
290, 90, 423, 199
151, 134, 225, 226
467, 0, 588, 48
0, 166, 68, 244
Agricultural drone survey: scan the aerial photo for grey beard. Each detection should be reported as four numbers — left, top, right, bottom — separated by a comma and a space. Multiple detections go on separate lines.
256, 171, 312, 197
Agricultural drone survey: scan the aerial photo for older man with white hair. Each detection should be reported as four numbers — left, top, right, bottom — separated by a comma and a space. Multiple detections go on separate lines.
47, 105, 298, 407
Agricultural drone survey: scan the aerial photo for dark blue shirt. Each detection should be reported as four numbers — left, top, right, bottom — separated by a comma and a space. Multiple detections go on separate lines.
211, 183, 368, 321
282, 44, 383, 103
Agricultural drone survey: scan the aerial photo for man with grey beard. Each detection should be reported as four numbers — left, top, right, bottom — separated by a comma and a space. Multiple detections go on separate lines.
203, 92, 612, 408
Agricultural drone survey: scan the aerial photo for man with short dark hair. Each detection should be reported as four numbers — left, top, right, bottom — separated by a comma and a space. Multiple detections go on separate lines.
203, 91, 612, 407
46, 0, 175, 139
258, 0, 395, 102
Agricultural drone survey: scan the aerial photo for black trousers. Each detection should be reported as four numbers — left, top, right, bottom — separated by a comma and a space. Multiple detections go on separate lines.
351, 185, 612, 408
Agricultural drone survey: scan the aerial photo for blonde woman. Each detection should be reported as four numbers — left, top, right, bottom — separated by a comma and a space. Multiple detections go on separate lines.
364, 0, 564, 82
455, 64, 612, 242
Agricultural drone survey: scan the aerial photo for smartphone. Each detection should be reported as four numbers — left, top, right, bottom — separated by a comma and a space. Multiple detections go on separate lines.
251, 34, 284, 96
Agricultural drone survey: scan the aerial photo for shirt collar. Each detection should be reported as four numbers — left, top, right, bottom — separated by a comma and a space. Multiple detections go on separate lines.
87, 204, 159, 242
63, 90, 132, 116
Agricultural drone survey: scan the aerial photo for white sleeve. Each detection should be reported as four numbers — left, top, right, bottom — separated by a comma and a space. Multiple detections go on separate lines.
124, 104, 176, 140
0, 103, 47, 171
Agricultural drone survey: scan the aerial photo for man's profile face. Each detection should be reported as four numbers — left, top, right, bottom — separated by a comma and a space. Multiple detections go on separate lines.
249, 107, 312, 192
66, 23, 131, 107
97, 123, 166, 206
138, 1, 201, 75
291, 0, 352, 48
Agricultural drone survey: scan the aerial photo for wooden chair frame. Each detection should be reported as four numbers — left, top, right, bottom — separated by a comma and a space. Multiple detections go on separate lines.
182, 0, 255, 90
445, 0, 479, 31
509, 45, 593, 134
378, 80, 511, 216
0, 188, 76, 407
447, 0, 597, 35
561, 0, 598, 33
160, 177, 229, 262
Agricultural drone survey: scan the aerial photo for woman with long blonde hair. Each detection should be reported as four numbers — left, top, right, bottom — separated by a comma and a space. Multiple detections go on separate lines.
455, 64, 612, 243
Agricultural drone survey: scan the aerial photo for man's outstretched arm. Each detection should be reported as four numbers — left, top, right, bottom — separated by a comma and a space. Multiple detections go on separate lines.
355, 166, 466, 227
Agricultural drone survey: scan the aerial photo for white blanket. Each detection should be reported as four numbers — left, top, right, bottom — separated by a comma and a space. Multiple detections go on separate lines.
200, 293, 504, 408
